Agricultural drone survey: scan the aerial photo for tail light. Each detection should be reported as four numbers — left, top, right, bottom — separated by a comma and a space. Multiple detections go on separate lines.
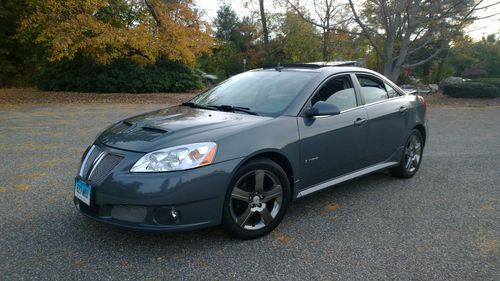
419, 95, 427, 109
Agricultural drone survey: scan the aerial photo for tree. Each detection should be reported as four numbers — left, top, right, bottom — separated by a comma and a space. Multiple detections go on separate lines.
214, 4, 240, 41
202, 4, 260, 78
348, 0, 487, 81
284, 0, 351, 61
22, 0, 214, 66
447, 34, 500, 78
259, 0, 269, 48
281, 11, 322, 62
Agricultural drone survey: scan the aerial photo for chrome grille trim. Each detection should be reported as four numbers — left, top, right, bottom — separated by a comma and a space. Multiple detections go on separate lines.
88, 151, 107, 181
79, 145, 96, 177
79, 145, 123, 184
88, 153, 124, 184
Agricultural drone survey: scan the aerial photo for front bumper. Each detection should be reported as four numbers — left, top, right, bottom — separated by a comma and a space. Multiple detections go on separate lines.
74, 143, 242, 232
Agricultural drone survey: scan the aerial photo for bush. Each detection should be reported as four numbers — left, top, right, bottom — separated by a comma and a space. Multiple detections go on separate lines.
439, 76, 464, 90
442, 82, 500, 99
461, 65, 488, 79
472, 78, 500, 89
36, 56, 203, 92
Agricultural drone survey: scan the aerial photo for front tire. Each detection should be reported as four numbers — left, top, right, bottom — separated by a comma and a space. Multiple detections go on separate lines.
390, 129, 424, 178
222, 158, 291, 239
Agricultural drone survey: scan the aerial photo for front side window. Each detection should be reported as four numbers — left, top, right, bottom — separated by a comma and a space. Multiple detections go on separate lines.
190, 70, 317, 116
311, 75, 357, 112
357, 75, 388, 104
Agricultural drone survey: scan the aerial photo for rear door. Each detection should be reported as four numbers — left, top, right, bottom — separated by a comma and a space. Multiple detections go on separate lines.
354, 73, 409, 165
298, 74, 369, 188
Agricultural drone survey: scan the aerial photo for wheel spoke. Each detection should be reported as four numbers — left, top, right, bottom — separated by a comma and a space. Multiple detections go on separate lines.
405, 147, 412, 156
405, 157, 413, 170
263, 185, 282, 202
413, 155, 419, 166
237, 207, 254, 227
414, 144, 422, 154
411, 136, 417, 148
255, 170, 265, 193
231, 187, 251, 202
260, 207, 273, 225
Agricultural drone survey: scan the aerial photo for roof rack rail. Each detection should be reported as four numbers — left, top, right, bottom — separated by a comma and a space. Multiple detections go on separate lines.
260, 63, 323, 69
260, 61, 358, 70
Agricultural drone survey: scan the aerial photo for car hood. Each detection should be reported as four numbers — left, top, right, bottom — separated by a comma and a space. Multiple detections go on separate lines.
99, 105, 271, 152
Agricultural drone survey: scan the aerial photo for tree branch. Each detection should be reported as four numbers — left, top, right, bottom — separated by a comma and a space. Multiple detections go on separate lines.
144, 0, 163, 28
348, 0, 384, 58
403, 48, 444, 68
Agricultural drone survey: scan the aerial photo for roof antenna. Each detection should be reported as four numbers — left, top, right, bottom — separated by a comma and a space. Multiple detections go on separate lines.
275, 62, 284, 72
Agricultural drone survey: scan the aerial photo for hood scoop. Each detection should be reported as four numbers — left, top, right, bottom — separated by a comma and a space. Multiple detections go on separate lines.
101, 121, 168, 143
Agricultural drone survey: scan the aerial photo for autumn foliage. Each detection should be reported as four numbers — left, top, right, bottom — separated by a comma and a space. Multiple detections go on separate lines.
22, 0, 213, 66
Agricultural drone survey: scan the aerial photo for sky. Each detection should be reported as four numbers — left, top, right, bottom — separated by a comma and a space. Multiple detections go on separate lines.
195, 0, 500, 40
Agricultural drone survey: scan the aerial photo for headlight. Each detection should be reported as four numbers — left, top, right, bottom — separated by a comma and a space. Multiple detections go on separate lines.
130, 142, 217, 172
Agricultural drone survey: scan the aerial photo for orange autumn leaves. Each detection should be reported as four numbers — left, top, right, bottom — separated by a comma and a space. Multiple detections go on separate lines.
21, 0, 213, 66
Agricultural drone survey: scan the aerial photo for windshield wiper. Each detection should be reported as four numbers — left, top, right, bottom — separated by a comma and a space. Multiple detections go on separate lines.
214, 105, 259, 116
181, 102, 218, 111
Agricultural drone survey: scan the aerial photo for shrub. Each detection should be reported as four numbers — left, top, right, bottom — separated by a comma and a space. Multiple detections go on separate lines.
442, 82, 499, 99
473, 78, 500, 89
439, 76, 464, 90
461, 65, 488, 79
36, 56, 203, 93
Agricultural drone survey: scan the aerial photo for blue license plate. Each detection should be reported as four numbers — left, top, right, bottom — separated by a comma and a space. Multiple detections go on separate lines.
75, 179, 91, 206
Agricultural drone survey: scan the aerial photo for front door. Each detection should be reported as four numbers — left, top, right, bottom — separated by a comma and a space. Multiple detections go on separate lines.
298, 74, 369, 189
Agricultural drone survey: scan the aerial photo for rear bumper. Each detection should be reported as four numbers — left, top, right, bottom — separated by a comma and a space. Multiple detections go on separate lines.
74, 144, 242, 232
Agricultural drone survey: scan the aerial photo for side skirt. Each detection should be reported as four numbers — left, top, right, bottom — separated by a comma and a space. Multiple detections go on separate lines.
296, 161, 399, 198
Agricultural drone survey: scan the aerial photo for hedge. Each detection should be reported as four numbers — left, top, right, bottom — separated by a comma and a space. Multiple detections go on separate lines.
442, 82, 500, 99
472, 78, 500, 90
36, 56, 203, 93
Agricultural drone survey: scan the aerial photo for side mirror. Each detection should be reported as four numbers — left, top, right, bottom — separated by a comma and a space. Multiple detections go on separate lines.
305, 101, 341, 117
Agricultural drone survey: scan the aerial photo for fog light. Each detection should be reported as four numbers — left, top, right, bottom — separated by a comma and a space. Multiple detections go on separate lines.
153, 207, 181, 225
171, 209, 179, 220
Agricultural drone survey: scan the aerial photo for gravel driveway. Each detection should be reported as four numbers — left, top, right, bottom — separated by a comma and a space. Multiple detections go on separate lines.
1, 103, 498, 280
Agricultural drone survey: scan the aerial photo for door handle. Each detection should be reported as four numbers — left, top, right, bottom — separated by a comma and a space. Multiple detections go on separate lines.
399, 106, 408, 113
354, 118, 367, 126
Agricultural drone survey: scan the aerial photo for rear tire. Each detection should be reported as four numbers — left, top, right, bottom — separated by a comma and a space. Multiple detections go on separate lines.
222, 158, 291, 240
390, 129, 424, 178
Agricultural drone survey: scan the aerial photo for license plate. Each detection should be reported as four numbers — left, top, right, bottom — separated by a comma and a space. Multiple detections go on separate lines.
75, 178, 92, 206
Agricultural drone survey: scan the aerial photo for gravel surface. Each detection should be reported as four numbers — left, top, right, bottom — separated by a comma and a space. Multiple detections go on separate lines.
0, 102, 498, 280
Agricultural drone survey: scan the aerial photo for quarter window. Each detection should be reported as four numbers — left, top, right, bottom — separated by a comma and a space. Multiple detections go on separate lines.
385, 82, 400, 98
312, 76, 357, 112
357, 75, 388, 104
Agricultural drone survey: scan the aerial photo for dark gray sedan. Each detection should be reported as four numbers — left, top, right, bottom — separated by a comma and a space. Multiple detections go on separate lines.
74, 64, 427, 239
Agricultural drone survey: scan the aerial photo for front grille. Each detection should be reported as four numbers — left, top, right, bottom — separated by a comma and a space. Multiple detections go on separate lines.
79, 145, 102, 178
88, 153, 123, 185
79, 145, 123, 185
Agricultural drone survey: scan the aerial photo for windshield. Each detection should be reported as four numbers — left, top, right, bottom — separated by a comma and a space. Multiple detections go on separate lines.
189, 70, 317, 116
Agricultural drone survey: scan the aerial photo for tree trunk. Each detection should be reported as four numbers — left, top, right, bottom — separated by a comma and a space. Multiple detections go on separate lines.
259, 0, 269, 48
422, 63, 430, 82
322, 28, 330, 61
383, 60, 402, 82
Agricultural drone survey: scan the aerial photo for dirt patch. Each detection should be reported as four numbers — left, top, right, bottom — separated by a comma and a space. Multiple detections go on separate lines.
0, 88, 198, 105
425, 92, 500, 108
325, 202, 340, 211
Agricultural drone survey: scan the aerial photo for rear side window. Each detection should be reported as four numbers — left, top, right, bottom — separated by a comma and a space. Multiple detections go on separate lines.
356, 75, 388, 104
312, 75, 357, 112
